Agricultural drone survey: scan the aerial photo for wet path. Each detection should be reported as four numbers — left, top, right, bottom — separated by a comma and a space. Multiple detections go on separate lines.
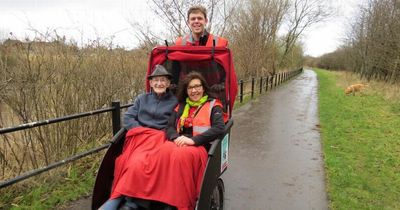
223, 69, 328, 210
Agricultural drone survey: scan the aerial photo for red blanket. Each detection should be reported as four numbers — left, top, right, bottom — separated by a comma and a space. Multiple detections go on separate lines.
110, 127, 208, 210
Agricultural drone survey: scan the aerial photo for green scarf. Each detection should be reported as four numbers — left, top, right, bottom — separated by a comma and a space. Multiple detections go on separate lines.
179, 95, 208, 129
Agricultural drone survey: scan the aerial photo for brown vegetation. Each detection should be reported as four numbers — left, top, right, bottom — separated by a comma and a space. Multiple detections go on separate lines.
0, 37, 147, 181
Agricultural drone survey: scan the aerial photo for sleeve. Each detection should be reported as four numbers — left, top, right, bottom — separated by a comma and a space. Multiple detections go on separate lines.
192, 106, 225, 146
166, 110, 180, 140
123, 96, 141, 130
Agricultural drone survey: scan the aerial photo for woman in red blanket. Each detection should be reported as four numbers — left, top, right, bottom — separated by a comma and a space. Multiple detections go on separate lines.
99, 65, 177, 210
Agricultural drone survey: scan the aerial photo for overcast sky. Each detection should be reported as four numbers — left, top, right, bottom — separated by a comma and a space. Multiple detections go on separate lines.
0, 0, 364, 57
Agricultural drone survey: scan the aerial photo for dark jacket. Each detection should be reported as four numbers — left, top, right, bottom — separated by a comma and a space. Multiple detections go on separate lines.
123, 91, 178, 130
166, 99, 225, 146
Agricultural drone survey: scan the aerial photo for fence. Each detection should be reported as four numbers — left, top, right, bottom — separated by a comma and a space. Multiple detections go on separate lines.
238, 68, 303, 102
0, 67, 303, 189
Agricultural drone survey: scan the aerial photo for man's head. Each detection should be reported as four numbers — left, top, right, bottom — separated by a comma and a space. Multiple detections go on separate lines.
148, 65, 171, 95
187, 6, 208, 39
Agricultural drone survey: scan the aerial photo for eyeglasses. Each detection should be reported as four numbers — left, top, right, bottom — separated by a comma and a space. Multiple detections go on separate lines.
187, 84, 203, 91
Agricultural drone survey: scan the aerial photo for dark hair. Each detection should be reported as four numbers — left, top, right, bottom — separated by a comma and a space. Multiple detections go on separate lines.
176, 72, 216, 103
187, 5, 207, 20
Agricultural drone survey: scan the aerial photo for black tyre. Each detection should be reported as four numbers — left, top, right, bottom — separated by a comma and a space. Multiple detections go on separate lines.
210, 178, 224, 210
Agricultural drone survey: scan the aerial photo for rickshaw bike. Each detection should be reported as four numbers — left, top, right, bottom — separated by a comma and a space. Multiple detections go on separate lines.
91, 43, 237, 210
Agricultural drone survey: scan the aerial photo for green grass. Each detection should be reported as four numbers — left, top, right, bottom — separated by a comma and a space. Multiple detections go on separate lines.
234, 94, 253, 109
315, 68, 400, 210
0, 156, 100, 210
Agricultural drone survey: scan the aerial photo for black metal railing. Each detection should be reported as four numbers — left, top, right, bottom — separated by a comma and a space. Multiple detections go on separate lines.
0, 101, 133, 188
237, 68, 303, 103
0, 67, 303, 189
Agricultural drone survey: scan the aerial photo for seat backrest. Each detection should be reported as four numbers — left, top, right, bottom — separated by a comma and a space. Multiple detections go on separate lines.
165, 60, 228, 110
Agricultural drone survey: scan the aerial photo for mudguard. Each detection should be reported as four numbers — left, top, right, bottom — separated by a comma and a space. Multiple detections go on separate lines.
91, 128, 126, 210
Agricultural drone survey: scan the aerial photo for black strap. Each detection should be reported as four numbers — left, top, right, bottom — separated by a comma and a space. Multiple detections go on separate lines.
177, 103, 185, 117
164, 40, 169, 67
211, 38, 218, 75
211, 39, 215, 59
165, 40, 169, 60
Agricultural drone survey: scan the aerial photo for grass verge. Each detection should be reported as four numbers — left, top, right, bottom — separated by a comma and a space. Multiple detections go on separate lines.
0, 155, 102, 210
315, 68, 400, 210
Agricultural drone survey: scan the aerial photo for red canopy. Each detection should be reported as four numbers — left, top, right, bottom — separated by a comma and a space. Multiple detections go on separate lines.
146, 46, 238, 116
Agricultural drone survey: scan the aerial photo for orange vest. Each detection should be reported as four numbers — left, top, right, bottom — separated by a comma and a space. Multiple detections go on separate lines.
175, 33, 228, 47
175, 99, 225, 136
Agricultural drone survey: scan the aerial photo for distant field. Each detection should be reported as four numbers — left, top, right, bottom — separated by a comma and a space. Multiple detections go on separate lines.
315, 68, 400, 210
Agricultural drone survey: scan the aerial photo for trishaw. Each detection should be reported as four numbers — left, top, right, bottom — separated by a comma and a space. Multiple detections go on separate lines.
91, 44, 237, 210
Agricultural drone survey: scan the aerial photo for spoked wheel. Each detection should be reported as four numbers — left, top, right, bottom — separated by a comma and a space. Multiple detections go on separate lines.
210, 178, 224, 210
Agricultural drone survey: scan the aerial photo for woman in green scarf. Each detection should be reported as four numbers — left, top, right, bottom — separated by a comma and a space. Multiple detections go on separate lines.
167, 71, 225, 148
159, 72, 225, 209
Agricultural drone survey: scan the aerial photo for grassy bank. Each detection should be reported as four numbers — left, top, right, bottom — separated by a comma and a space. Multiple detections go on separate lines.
0, 156, 101, 210
315, 68, 400, 210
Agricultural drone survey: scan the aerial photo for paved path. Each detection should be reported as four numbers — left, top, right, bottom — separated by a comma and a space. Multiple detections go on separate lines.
62, 69, 328, 210
222, 69, 328, 210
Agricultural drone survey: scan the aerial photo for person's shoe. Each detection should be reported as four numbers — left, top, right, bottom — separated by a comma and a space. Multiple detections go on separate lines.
118, 202, 139, 210
163, 205, 177, 210
119, 205, 138, 210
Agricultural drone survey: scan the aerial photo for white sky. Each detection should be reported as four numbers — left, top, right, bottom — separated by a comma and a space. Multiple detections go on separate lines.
0, 0, 164, 48
302, 0, 363, 57
0, 0, 364, 57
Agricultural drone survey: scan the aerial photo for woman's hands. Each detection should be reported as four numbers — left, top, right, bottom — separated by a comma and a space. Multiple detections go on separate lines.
174, 136, 195, 147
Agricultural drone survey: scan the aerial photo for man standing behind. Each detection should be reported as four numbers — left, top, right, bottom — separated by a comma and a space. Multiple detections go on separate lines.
175, 5, 228, 47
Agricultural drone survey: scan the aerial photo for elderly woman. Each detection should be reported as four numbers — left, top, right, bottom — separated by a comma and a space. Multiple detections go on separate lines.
123, 65, 177, 131
100, 64, 177, 210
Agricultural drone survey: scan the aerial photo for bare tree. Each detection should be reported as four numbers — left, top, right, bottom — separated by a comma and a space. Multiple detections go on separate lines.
0, 28, 9, 43
227, 0, 289, 77
128, 0, 236, 47
334, 0, 400, 83
280, 0, 332, 67
127, 21, 162, 50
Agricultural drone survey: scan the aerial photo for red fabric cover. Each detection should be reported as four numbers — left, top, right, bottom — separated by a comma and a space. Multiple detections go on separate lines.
110, 127, 208, 210
146, 46, 238, 117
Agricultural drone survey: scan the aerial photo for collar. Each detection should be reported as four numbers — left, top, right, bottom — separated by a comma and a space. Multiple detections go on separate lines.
190, 30, 209, 44
151, 91, 172, 99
